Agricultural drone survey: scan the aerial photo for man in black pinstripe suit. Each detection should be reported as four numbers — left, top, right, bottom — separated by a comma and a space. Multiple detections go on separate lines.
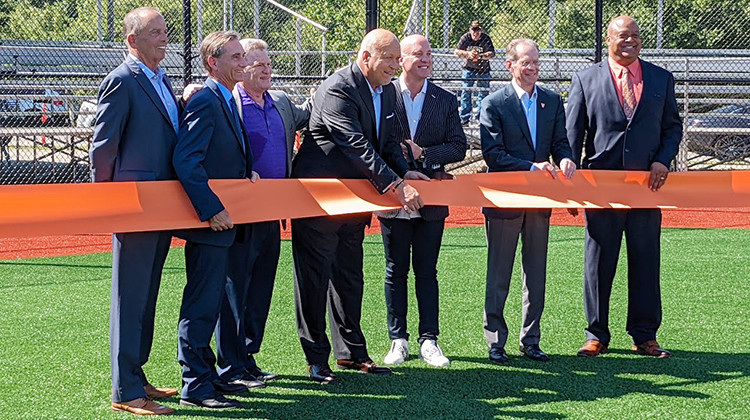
379, 34, 467, 368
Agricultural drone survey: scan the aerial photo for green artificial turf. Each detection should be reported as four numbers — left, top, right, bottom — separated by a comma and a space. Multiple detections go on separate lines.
0, 226, 748, 419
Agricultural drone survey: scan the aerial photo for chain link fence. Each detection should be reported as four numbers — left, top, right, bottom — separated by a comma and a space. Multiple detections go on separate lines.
1, 0, 750, 183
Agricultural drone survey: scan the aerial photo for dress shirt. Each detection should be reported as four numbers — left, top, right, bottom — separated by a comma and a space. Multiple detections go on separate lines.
607, 57, 643, 110
511, 79, 538, 171
398, 75, 427, 139
357, 62, 383, 138
237, 86, 286, 179
130, 54, 179, 132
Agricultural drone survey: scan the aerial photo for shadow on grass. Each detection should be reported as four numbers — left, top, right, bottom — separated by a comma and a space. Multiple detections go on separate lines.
173, 351, 748, 419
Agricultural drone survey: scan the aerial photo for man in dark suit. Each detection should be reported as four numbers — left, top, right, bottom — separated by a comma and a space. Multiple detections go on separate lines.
480, 38, 576, 364
378, 35, 466, 368
172, 30, 255, 410
214, 37, 310, 385
291, 28, 426, 384
566, 16, 682, 358
90, 7, 179, 416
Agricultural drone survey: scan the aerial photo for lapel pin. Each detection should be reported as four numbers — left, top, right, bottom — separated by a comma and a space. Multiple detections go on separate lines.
541, 102, 545, 109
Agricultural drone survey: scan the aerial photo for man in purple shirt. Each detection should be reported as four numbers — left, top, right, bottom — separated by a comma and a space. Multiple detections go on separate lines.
214, 38, 310, 387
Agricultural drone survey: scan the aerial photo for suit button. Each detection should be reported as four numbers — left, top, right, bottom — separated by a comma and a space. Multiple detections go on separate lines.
239, 171, 244, 177
625, 148, 630, 153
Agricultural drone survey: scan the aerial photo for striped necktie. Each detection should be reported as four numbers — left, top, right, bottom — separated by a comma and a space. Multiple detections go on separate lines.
621, 67, 636, 119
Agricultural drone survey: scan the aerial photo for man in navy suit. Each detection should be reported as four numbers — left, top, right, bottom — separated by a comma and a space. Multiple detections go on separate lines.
172, 30, 256, 410
378, 35, 466, 368
91, 7, 179, 416
566, 16, 682, 358
291, 28, 426, 385
480, 38, 576, 364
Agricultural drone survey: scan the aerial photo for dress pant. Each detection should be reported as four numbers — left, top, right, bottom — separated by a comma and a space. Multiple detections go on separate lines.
483, 211, 549, 349
178, 241, 230, 400
583, 208, 662, 345
216, 221, 281, 381
379, 216, 445, 343
110, 231, 172, 403
292, 215, 370, 364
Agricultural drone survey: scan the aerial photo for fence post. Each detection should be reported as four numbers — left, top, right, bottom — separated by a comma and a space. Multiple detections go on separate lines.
296, 19, 302, 77
183, 0, 193, 86
443, 0, 449, 48
366, 0, 378, 32
594, 0, 603, 62
677, 57, 690, 171
322, 33, 327, 77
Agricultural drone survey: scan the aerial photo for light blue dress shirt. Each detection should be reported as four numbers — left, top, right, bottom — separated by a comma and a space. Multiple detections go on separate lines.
357, 62, 384, 138
511, 79, 538, 171
130, 54, 179, 133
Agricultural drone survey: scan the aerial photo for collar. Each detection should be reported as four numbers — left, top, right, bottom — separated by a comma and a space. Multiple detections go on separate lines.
607, 57, 642, 79
356, 62, 383, 96
511, 79, 537, 101
398, 74, 428, 97
129, 53, 165, 80
236, 84, 274, 107
210, 77, 234, 105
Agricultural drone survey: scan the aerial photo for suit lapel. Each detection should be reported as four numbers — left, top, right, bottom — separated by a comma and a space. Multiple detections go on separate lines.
126, 58, 174, 126
351, 64, 378, 139
206, 78, 246, 156
413, 81, 436, 143
601, 60, 628, 121
535, 88, 550, 155
378, 83, 395, 149
632, 59, 647, 120
504, 84, 534, 150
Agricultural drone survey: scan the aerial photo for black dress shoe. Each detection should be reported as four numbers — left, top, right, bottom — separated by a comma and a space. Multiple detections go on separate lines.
180, 394, 242, 410
488, 347, 509, 363
249, 365, 278, 382
211, 379, 249, 395
228, 373, 267, 389
336, 358, 392, 375
520, 344, 550, 362
307, 363, 339, 385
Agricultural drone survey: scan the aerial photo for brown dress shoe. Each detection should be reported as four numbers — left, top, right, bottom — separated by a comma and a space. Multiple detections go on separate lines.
633, 340, 672, 358
111, 397, 174, 415
336, 358, 393, 375
144, 384, 178, 399
577, 340, 609, 357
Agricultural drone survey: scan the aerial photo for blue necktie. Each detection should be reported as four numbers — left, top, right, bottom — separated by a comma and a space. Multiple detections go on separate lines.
228, 98, 245, 153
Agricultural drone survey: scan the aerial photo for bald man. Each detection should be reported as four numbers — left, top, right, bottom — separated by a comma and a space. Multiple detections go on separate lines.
566, 15, 682, 359
291, 29, 427, 384
379, 35, 466, 368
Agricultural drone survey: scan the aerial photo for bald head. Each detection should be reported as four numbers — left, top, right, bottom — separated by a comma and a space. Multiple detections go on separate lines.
357, 29, 400, 89
399, 34, 432, 83
123, 7, 168, 71
606, 15, 642, 65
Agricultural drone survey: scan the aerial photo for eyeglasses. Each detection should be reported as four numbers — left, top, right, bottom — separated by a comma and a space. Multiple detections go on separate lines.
470, 27, 482, 32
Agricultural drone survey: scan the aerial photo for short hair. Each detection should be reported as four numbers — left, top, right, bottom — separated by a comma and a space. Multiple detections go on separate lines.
122, 7, 160, 38
200, 30, 241, 73
239, 38, 268, 55
506, 38, 540, 62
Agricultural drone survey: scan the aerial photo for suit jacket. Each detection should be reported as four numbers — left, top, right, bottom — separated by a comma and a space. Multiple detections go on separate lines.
173, 78, 253, 247
480, 83, 573, 219
233, 88, 310, 177
291, 63, 410, 197
383, 79, 466, 220
566, 59, 682, 171
90, 56, 179, 182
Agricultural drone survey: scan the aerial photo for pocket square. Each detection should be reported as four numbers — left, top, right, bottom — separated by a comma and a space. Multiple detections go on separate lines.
385, 112, 395, 119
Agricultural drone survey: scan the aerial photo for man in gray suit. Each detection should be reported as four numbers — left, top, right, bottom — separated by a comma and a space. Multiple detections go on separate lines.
379, 35, 466, 368
214, 38, 310, 386
567, 16, 682, 359
90, 7, 178, 416
480, 38, 575, 364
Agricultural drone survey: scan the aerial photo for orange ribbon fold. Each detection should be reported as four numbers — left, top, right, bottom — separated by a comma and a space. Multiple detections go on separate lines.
1, 170, 749, 238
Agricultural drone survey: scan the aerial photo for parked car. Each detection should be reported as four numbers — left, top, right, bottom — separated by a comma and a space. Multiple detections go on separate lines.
685, 104, 750, 161
0, 87, 73, 128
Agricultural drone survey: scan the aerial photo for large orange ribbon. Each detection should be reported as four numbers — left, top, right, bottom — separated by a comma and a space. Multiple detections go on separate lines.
1, 170, 748, 238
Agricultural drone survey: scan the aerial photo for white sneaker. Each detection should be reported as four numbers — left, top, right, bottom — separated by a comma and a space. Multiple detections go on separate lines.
383, 338, 409, 365
420, 339, 450, 367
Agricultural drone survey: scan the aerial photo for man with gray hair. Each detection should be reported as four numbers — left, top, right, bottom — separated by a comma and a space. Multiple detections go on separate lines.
172, 30, 253, 410
214, 37, 310, 386
480, 38, 575, 364
91, 6, 180, 415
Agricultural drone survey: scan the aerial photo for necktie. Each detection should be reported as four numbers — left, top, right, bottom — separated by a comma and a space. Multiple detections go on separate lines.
228, 98, 245, 153
621, 68, 636, 119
